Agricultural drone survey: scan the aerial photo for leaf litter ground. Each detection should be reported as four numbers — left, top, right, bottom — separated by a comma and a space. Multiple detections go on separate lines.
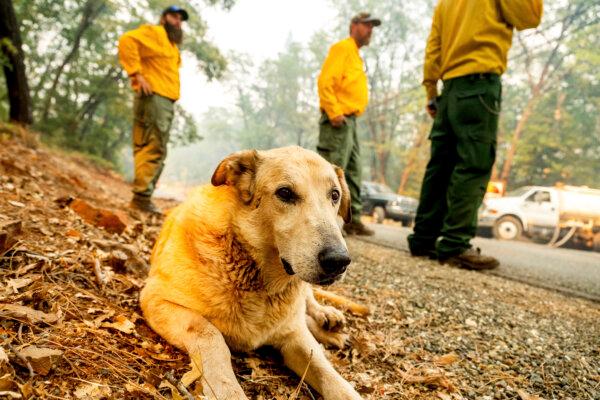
0, 136, 598, 400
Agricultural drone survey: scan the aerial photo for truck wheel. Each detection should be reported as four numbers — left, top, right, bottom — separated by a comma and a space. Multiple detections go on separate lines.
372, 206, 385, 224
493, 216, 523, 241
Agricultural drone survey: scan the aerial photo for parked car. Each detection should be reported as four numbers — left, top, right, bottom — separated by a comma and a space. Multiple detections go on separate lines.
361, 181, 418, 226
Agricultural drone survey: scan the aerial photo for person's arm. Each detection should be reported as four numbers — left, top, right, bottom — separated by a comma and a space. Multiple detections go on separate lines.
318, 42, 349, 123
118, 30, 153, 95
423, 3, 442, 115
498, 0, 543, 31
118, 31, 142, 77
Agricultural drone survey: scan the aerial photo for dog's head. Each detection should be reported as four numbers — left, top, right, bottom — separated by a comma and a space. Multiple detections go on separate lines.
211, 146, 352, 286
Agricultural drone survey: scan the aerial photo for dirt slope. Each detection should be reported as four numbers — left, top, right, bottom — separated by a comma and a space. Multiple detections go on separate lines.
0, 136, 598, 400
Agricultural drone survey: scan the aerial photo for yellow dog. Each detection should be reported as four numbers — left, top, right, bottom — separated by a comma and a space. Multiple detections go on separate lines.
140, 146, 362, 399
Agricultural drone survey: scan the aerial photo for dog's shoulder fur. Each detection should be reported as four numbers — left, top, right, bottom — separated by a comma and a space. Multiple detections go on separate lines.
145, 184, 305, 351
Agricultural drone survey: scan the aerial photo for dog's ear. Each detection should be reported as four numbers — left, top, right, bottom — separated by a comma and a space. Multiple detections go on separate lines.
333, 165, 352, 224
211, 150, 260, 203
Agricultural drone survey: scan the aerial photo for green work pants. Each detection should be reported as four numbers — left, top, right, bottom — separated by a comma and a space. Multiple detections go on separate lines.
408, 74, 501, 258
317, 113, 363, 223
131, 93, 174, 197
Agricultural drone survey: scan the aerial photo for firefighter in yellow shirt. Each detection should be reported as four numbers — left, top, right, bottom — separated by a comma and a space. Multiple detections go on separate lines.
317, 12, 381, 236
118, 5, 187, 213
408, 0, 543, 269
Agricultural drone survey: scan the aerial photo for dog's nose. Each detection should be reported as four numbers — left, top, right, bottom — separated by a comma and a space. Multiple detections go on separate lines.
318, 247, 351, 275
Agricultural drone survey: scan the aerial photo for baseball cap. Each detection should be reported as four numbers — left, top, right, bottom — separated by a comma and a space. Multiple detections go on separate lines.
351, 12, 381, 26
162, 5, 189, 21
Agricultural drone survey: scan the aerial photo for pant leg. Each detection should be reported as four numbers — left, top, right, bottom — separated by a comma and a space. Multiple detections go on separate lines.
437, 76, 501, 258
407, 89, 457, 252
132, 94, 174, 197
342, 116, 363, 223
316, 112, 353, 170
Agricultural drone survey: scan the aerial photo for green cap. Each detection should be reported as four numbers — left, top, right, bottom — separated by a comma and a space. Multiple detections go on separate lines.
351, 12, 381, 26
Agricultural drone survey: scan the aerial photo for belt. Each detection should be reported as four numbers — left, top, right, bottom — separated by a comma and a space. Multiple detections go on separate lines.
320, 109, 358, 118
466, 73, 498, 80
443, 73, 499, 84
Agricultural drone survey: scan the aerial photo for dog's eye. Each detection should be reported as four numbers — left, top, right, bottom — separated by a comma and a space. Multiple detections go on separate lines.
276, 187, 296, 203
331, 189, 340, 203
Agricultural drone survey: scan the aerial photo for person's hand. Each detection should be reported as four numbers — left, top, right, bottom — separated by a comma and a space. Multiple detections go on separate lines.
426, 99, 437, 118
134, 73, 153, 96
330, 115, 346, 128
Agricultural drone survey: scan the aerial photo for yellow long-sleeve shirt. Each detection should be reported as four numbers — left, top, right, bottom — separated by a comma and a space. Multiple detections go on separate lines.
118, 25, 181, 101
423, 0, 543, 100
318, 37, 368, 120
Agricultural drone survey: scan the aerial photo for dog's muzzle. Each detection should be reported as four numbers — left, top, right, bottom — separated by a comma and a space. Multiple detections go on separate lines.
318, 247, 351, 277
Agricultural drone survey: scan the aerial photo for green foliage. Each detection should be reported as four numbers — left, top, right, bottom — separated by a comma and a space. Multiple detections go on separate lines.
499, 0, 600, 189
2, 0, 232, 168
209, 37, 322, 150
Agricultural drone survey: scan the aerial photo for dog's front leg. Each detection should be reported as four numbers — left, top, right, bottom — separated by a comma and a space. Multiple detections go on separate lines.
305, 287, 348, 349
141, 299, 248, 399
276, 327, 362, 400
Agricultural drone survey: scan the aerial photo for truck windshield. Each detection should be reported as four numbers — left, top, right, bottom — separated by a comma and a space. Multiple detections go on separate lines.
505, 186, 532, 197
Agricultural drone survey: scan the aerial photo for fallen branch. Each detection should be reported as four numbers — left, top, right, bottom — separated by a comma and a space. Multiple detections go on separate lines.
93, 258, 106, 289
164, 370, 195, 400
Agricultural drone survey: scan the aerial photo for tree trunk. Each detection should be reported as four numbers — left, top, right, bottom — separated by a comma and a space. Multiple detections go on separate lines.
40, 0, 105, 123
397, 117, 429, 194
499, 95, 537, 185
0, 0, 33, 125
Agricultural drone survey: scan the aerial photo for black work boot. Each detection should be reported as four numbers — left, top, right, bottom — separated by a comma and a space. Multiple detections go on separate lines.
440, 247, 499, 270
409, 247, 438, 260
130, 194, 161, 214
344, 221, 375, 236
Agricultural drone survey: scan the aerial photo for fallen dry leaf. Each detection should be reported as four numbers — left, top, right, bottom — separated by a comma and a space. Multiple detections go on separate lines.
517, 389, 545, 400
159, 380, 185, 400
124, 382, 161, 397
181, 353, 204, 388
0, 373, 14, 392
0, 304, 58, 325
101, 315, 136, 334
73, 382, 112, 399
17, 346, 63, 376
4, 278, 34, 294
435, 353, 459, 366
397, 367, 456, 392
0, 390, 21, 399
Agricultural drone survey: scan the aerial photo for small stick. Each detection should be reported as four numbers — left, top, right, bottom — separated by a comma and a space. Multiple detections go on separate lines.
6, 341, 35, 378
289, 350, 313, 400
93, 258, 106, 289
165, 370, 195, 400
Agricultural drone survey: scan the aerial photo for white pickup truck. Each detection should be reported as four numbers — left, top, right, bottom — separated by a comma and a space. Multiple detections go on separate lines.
478, 185, 600, 251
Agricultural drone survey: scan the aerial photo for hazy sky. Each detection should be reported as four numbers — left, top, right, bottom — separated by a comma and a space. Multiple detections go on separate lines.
178, 0, 337, 123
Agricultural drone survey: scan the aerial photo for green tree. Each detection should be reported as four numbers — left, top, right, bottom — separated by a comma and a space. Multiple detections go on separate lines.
1, 0, 233, 167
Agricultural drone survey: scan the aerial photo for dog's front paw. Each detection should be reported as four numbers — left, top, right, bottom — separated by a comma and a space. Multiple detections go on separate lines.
311, 305, 346, 332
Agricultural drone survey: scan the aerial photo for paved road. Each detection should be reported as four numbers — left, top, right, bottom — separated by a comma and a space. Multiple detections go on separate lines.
358, 223, 600, 302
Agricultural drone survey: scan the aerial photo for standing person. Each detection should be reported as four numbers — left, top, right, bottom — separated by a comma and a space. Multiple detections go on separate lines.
317, 12, 381, 236
118, 5, 188, 213
408, 0, 543, 269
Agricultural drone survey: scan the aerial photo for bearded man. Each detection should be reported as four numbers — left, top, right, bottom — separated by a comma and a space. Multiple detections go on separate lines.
118, 5, 187, 213
317, 12, 381, 236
